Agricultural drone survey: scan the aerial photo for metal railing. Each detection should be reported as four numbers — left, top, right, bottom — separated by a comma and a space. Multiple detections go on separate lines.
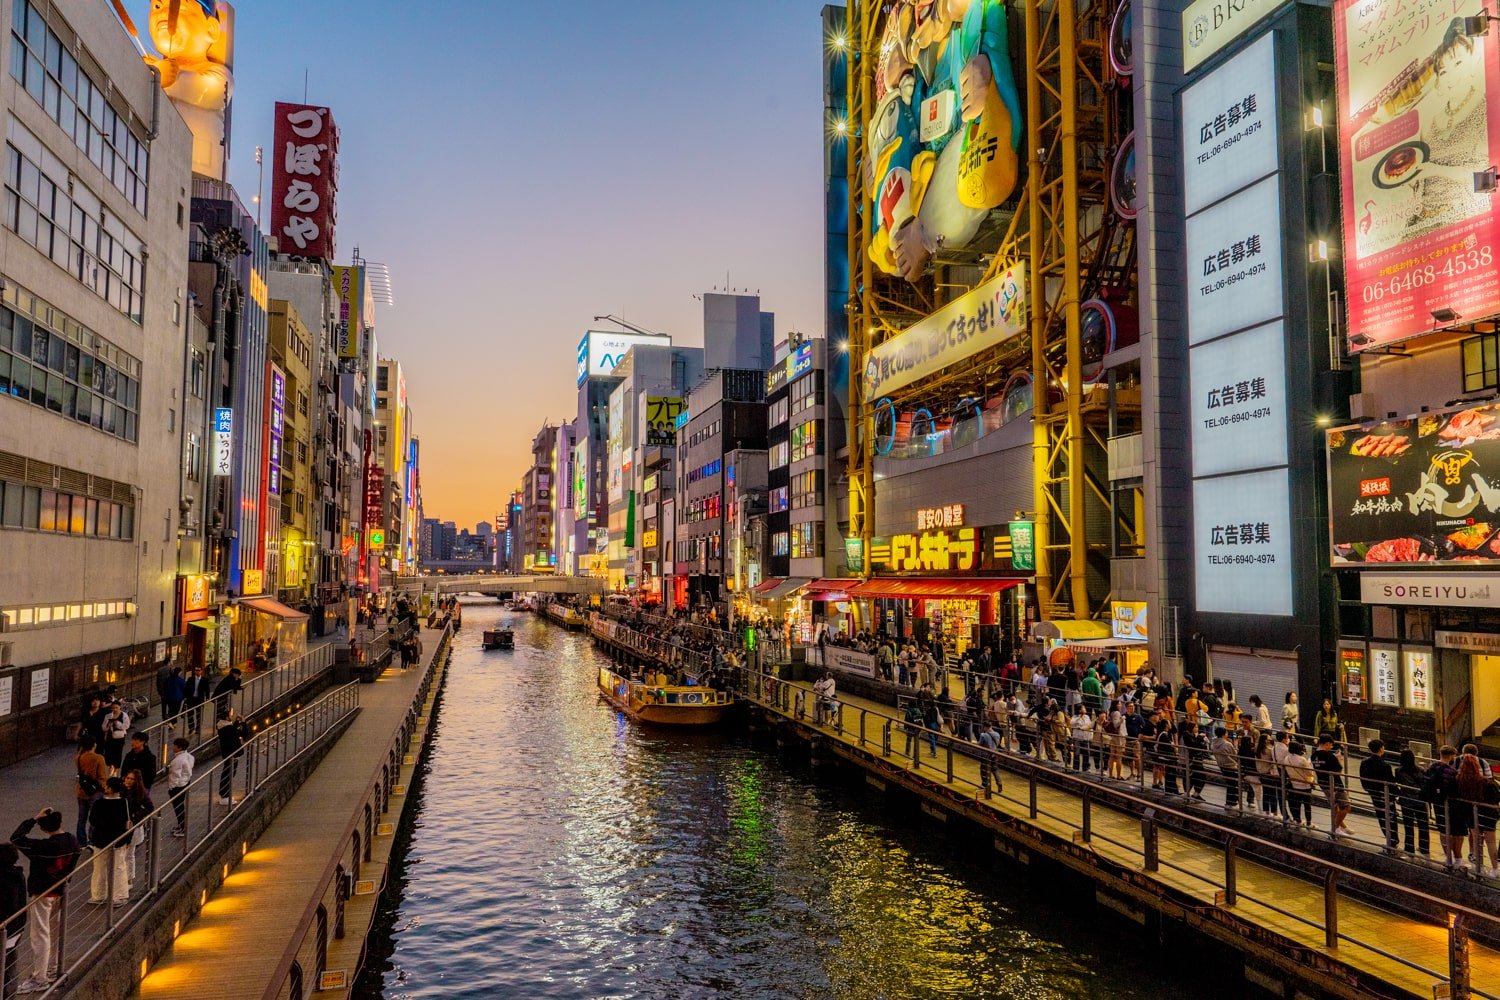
741, 672, 1500, 1000
134, 643, 337, 772
589, 616, 741, 679
2, 682, 361, 997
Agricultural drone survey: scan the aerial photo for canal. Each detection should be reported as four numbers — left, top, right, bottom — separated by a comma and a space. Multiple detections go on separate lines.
355, 602, 1198, 1000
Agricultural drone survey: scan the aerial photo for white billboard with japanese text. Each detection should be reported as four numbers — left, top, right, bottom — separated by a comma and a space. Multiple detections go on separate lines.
1186, 173, 1284, 345
1182, 32, 1279, 215
1192, 468, 1294, 616
1188, 320, 1288, 477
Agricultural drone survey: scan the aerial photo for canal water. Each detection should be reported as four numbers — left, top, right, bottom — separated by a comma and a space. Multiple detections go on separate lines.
355, 603, 1197, 1000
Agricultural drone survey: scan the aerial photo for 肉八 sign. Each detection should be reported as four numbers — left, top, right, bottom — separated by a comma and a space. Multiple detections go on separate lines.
213, 408, 233, 477
1403, 648, 1433, 711
862, 266, 1025, 398
1111, 601, 1149, 641
1360, 573, 1500, 608
1334, 0, 1500, 353
1185, 173, 1284, 345
1327, 401, 1500, 566
1182, 0, 1290, 73
1188, 320, 1288, 477
1192, 468, 1294, 616
1181, 32, 1279, 215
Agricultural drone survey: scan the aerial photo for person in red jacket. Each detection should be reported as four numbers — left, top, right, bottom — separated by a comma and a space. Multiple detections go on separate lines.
10, 809, 80, 991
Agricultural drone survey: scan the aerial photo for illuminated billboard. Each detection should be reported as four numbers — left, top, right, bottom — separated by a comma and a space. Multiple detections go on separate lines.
864, 0, 1022, 282
332, 265, 363, 359
1327, 400, 1500, 566
271, 102, 339, 260
575, 331, 671, 385
646, 397, 684, 447
1334, 0, 1500, 352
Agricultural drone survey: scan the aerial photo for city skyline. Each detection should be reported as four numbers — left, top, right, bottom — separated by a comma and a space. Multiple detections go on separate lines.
222, 0, 830, 528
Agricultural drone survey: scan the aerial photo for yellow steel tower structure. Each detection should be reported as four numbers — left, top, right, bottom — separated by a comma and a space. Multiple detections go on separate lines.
846, 0, 1135, 621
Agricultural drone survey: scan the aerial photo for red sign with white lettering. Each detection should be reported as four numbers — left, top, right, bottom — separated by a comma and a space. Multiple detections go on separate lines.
270, 102, 339, 261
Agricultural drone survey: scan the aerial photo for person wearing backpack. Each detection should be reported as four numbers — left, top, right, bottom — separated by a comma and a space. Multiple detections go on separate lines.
902, 699, 924, 759
74, 737, 107, 846
1422, 745, 1460, 869
9, 808, 80, 992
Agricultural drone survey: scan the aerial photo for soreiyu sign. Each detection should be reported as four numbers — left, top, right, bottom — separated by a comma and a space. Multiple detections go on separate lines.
1185, 173, 1284, 345
1181, 32, 1279, 215
1360, 573, 1500, 608
1188, 320, 1288, 477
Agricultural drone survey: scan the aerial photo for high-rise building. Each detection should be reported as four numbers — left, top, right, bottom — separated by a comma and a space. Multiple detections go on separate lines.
0, 0, 195, 744
268, 300, 317, 606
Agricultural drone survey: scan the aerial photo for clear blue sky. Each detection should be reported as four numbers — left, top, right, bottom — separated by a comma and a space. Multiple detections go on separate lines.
219, 0, 832, 529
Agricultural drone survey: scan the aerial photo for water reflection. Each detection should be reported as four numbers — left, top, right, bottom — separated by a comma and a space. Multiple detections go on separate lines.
356, 603, 1191, 1000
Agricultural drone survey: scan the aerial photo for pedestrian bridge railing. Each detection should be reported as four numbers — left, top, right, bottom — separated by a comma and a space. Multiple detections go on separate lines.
137, 643, 337, 772
741, 671, 1500, 1000
2, 682, 360, 998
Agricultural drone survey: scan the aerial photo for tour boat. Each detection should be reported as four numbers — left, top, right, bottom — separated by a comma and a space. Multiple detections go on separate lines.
596, 666, 733, 727
482, 627, 514, 651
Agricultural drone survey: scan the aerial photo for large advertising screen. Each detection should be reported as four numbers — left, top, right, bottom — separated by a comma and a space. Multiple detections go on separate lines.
1188, 320, 1288, 477
863, 0, 1023, 283
1181, 32, 1279, 215
1334, 0, 1500, 352
1327, 401, 1500, 565
575, 331, 671, 385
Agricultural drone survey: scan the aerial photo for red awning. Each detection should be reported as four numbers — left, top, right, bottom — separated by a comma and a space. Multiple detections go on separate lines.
849, 577, 1024, 599
752, 578, 785, 594
806, 578, 860, 592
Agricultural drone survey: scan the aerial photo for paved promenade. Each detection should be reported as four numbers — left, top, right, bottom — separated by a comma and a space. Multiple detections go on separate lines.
127, 629, 445, 999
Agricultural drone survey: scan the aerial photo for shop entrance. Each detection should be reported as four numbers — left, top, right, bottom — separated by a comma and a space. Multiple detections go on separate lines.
1474, 655, 1500, 749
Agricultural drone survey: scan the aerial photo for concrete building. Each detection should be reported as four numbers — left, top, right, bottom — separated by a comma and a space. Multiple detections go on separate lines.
374, 358, 418, 580
0, 0, 193, 737
267, 300, 316, 606
520, 423, 559, 572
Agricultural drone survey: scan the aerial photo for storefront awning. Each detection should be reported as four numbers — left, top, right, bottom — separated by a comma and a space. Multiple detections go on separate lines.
805, 578, 860, 597
752, 577, 810, 600
238, 596, 309, 621
1068, 637, 1147, 652
850, 577, 1023, 599
1031, 619, 1111, 641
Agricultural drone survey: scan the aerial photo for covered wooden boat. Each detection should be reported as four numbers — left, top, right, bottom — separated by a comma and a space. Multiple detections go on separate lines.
483, 627, 514, 650
596, 666, 732, 727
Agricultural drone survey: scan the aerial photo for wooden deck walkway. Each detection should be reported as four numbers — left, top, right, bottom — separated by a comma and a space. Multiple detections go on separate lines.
763, 678, 1500, 1000
128, 640, 445, 1000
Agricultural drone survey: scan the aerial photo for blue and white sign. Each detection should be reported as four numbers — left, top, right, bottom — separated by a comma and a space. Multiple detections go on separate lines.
576, 331, 672, 385
213, 407, 233, 477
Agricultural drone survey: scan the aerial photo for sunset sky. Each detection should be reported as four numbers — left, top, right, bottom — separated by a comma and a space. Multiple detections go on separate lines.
219, 0, 831, 529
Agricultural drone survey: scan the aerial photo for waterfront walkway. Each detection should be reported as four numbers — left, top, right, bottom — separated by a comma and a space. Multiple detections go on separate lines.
756, 676, 1500, 999
127, 628, 446, 999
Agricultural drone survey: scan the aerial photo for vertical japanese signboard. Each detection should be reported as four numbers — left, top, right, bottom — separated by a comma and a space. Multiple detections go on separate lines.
28, 668, 48, 708
1403, 648, 1433, 710
1181, 32, 1294, 617
1370, 644, 1399, 705
271, 102, 339, 261
364, 466, 385, 541
213, 407, 233, 477
1008, 519, 1035, 571
1339, 642, 1367, 704
268, 366, 285, 498
1335, 0, 1500, 352
332, 265, 363, 360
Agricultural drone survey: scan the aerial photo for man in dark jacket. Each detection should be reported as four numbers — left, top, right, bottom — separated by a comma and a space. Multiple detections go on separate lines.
181, 666, 211, 735
10, 809, 80, 990
215, 710, 249, 806
212, 667, 243, 722
120, 732, 159, 792
1359, 739, 1399, 850
159, 665, 186, 724
87, 778, 130, 906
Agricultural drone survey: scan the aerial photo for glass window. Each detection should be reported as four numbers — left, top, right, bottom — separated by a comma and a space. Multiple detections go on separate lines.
1463, 334, 1499, 393
0, 483, 16, 526
84, 496, 96, 534
21, 485, 38, 527
37, 488, 55, 531
69, 494, 84, 533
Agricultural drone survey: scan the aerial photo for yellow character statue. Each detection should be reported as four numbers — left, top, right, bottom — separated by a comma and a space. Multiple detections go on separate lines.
142, 0, 234, 178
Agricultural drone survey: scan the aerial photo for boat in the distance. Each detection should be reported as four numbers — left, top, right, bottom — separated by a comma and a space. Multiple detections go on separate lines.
596, 666, 733, 726
483, 627, 514, 651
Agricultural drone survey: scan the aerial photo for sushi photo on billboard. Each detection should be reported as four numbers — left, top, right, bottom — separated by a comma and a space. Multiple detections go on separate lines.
1327, 401, 1500, 565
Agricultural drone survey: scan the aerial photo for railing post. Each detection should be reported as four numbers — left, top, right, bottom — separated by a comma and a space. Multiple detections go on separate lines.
105, 850, 117, 930
882, 720, 891, 758
147, 814, 161, 893
1450, 912, 1471, 1000
1142, 809, 1158, 871
1029, 770, 1037, 818
1324, 870, 1338, 949
945, 745, 954, 784
858, 711, 866, 747
54, 886, 69, 979
1224, 837, 1237, 906
1081, 790, 1092, 842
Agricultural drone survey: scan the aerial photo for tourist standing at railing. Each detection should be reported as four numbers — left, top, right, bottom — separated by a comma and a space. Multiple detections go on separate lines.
1393, 748, 1430, 857
73, 738, 106, 845
1358, 740, 1399, 851
166, 738, 194, 839
1282, 692, 1300, 733
1312, 735, 1353, 837
9, 809, 78, 994
1209, 727, 1240, 808
1248, 695, 1272, 732
215, 710, 248, 807
120, 733, 157, 794
1123, 702, 1145, 781
158, 665, 185, 726
87, 778, 129, 907
181, 667, 210, 736
1312, 698, 1344, 747
101, 701, 130, 774
1454, 748, 1499, 878
1236, 727, 1259, 810
121, 770, 153, 890
212, 667, 243, 723
1181, 721, 1210, 800
1, 843, 26, 1000
1284, 742, 1317, 829
1424, 745, 1462, 869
